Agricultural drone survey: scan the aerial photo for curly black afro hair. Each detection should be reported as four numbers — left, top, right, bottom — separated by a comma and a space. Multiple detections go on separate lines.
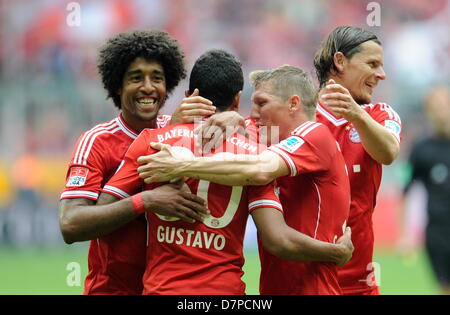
98, 30, 187, 109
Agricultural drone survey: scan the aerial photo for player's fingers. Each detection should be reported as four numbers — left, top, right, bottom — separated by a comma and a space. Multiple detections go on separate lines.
189, 88, 200, 97
321, 100, 350, 108
179, 102, 216, 111
323, 83, 348, 94
321, 92, 352, 102
181, 109, 216, 119
150, 142, 169, 152
182, 96, 214, 106
173, 199, 207, 222
137, 163, 155, 175
137, 154, 154, 165
181, 199, 209, 218
180, 191, 208, 207
203, 133, 224, 154
173, 207, 197, 223
145, 175, 162, 184
169, 177, 185, 186
138, 170, 153, 180
321, 106, 346, 118
345, 227, 352, 236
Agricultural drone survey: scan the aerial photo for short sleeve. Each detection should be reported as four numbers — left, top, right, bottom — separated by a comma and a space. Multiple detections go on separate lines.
60, 131, 108, 200
268, 123, 332, 176
368, 103, 402, 143
247, 181, 283, 213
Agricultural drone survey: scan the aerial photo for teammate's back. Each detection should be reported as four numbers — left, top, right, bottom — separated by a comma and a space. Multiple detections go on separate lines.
104, 123, 281, 294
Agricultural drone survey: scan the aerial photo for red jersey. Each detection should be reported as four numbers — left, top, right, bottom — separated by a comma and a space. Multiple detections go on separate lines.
103, 123, 283, 295
60, 114, 171, 295
316, 102, 402, 294
257, 121, 350, 295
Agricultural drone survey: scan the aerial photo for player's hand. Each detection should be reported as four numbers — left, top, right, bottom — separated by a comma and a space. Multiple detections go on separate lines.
335, 227, 354, 266
170, 88, 216, 125
319, 79, 365, 122
137, 143, 185, 183
194, 111, 247, 155
141, 179, 209, 223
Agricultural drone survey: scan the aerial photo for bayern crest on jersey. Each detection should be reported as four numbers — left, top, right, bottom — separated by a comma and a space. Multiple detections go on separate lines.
349, 128, 361, 143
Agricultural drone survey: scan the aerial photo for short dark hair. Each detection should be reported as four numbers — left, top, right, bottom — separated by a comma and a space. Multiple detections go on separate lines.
98, 30, 186, 109
314, 26, 382, 88
189, 49, 243, 112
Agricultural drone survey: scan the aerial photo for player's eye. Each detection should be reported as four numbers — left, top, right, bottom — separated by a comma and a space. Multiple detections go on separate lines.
130, 75, 142, 82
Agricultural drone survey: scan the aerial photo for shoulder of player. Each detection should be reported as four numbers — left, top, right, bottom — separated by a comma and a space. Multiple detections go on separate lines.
79, 117, 138, 142
285, 122, 337, 155
290, 121, 331, 140
363, 102, 402, 122
73, 118, 132, 160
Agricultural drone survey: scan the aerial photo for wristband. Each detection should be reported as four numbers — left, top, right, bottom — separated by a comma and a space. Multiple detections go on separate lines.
131, 193, 145, 215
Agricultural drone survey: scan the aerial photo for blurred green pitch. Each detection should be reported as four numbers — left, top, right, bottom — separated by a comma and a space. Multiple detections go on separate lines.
0, 247, 439, 295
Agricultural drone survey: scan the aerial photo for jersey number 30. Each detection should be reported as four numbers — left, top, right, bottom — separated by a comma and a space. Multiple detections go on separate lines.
155, 180, 243, 229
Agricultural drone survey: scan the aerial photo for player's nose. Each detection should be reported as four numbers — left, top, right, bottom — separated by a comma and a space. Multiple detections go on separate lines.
250, 105, 260, 121
376, 66, 386, 81
140, 76, 156, 94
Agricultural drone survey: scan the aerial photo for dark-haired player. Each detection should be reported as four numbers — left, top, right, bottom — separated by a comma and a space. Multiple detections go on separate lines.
100, 51, 353, 294
136, 64, 353, 295
59, 30, 212, 295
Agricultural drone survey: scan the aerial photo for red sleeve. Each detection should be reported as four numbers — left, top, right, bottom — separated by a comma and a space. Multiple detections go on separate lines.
247, 181, 283, 213
60, 131, 108, 200
268, 123, 333, 176
102, 131, 153, 199
367, 103, 402, 142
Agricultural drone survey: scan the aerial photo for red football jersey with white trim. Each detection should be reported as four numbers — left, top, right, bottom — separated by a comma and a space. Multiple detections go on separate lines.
104, 123, 283, 295
316, 102, 402, 294
259, 121, 350, 295
60, 113, 171, 295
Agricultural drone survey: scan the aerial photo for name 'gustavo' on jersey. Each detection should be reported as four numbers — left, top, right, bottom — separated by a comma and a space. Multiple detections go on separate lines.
156, 224, 226, 251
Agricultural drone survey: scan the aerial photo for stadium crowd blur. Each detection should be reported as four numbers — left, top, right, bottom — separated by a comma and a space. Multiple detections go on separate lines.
0, 0, 448, 246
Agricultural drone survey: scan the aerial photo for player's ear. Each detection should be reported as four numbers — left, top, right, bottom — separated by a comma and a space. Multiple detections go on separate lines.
289, 95, 301, 114
333, 52, 346, 74
232, 91, 242, 111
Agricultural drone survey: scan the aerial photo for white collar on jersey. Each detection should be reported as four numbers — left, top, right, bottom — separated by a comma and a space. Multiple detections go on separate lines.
316, 102, 348, 126
117, 114, 139, 139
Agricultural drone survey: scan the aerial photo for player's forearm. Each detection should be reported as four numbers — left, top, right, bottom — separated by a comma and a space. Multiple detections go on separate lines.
263, 228, 345, 264
180, 154, 275, 186
59, 197, 137, 244
351, 110, 399, 165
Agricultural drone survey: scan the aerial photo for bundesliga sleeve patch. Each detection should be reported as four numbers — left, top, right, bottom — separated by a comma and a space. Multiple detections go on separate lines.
384, 120, 401, 136
67, 167, 89, 187
278, 136, 305, 153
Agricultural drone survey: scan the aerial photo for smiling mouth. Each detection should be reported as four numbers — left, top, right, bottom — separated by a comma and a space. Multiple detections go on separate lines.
136, 97, 158, 107
365, 83, 376, 93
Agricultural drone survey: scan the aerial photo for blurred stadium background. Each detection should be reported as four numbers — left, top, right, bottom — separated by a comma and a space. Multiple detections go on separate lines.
0, 0, 448, 294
